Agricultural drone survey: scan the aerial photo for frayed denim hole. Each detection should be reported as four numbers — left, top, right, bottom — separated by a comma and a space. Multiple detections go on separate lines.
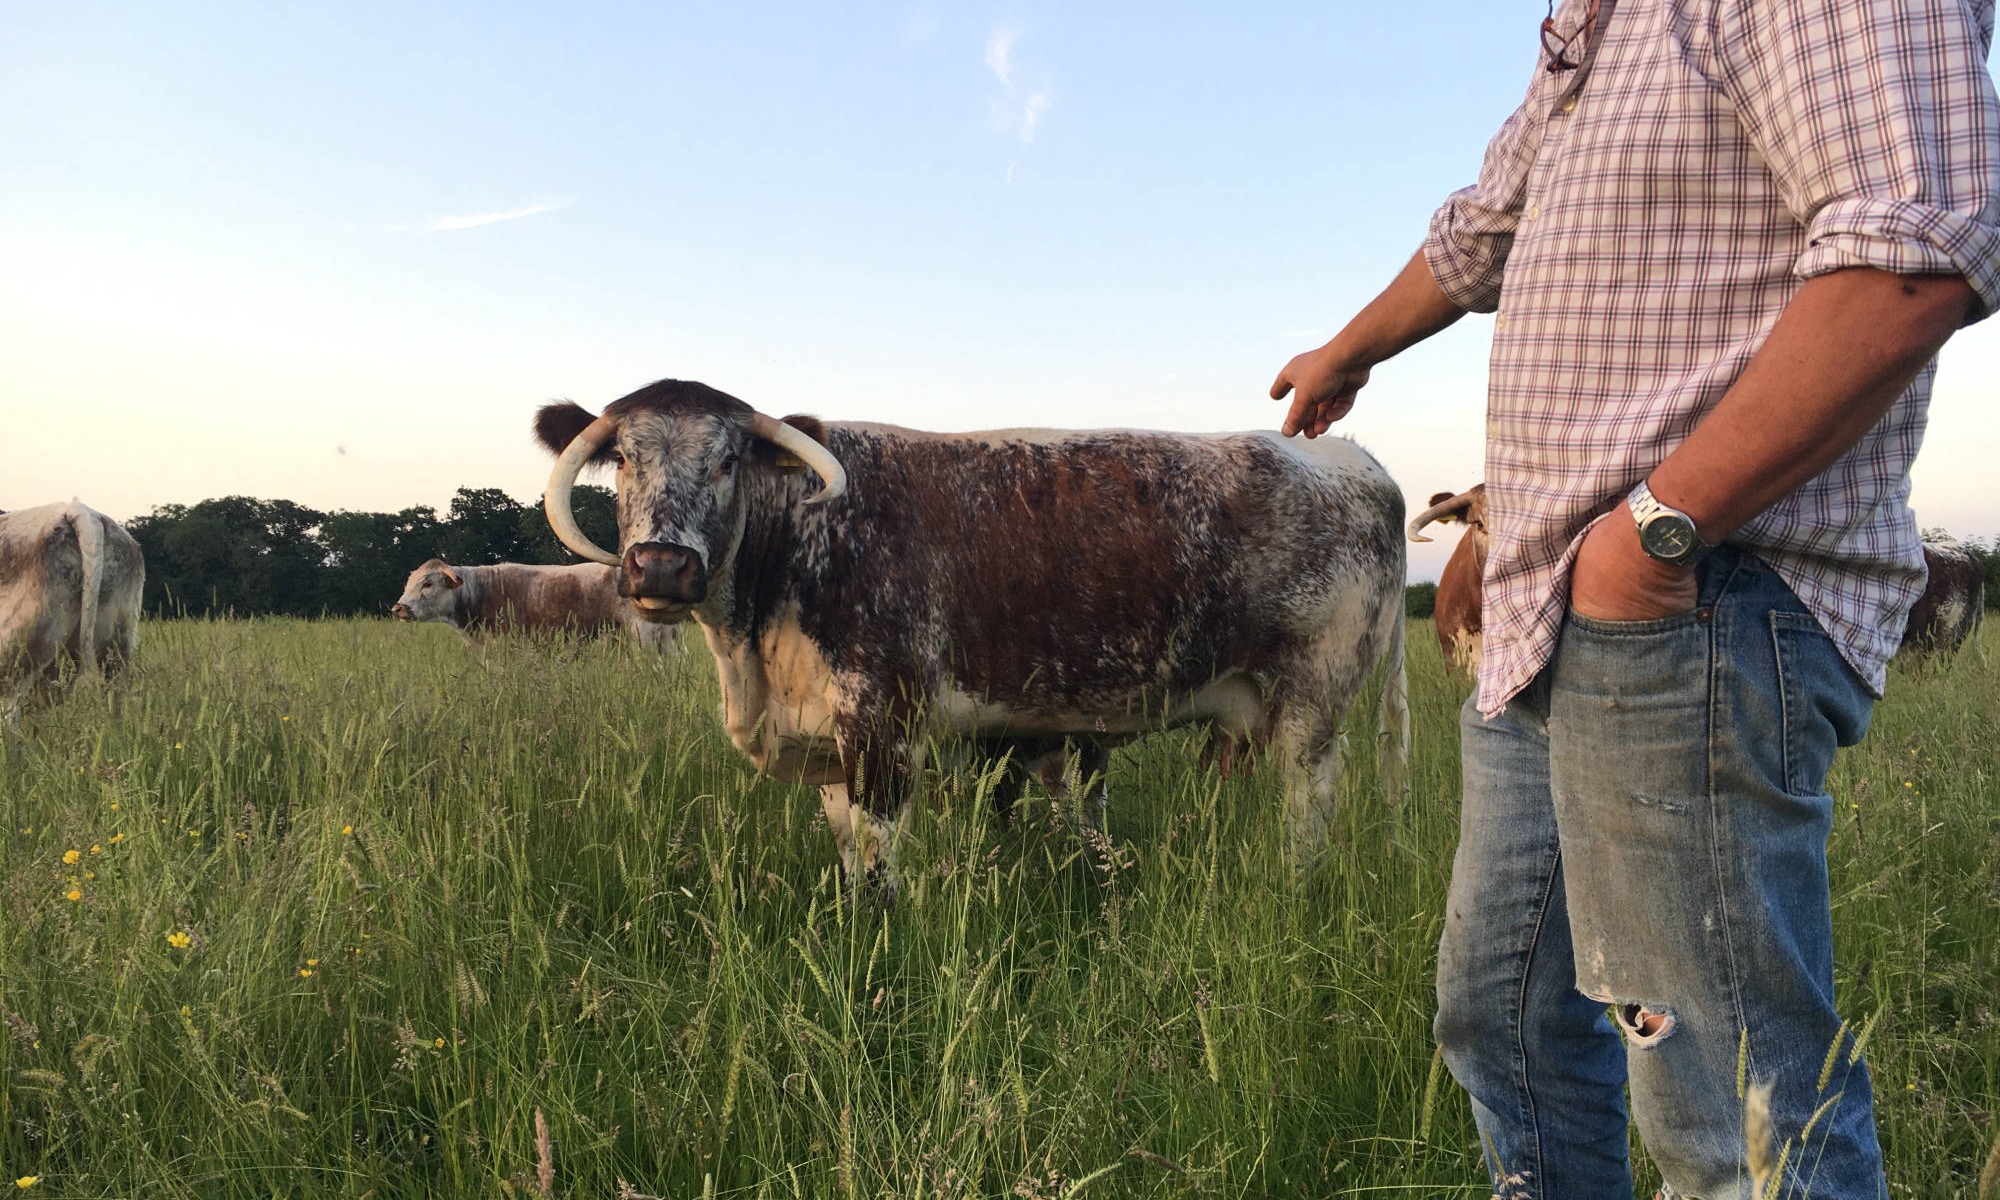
1616, 1002, 1677, 1047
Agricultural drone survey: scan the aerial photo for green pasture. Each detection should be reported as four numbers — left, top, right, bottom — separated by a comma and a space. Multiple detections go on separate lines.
1, 618, 1996, 1197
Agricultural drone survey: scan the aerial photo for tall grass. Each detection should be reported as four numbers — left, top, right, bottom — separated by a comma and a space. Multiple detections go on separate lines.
0, 618, 1994, 1197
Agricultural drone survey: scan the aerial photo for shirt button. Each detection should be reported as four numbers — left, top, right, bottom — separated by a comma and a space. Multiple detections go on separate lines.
1495, 314, 1508, 331
1526, 203, 1541, 221
1561, 95, 1578, 114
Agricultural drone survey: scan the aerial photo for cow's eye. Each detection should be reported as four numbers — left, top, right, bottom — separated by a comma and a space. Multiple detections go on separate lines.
718, 453, 739, 476
608, 449, 626, 467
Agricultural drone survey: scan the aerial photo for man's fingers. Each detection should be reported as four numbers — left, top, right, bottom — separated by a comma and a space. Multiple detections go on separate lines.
1270, 372, 1294, 402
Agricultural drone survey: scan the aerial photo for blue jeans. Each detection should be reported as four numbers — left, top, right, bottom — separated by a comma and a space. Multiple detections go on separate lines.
1435, 547, 1884, 1199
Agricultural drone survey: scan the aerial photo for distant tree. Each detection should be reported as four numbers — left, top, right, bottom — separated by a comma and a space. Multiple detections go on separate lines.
519, 484, 619, 565
438, 487, 530, 565
319, 506, 442, 615
1405, 581, 1438, 619
1962, 538, 2000, 612
127, 496, 326, 617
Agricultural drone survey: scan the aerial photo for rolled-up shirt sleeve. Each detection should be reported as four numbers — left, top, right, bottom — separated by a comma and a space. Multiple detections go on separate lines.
1424, 95, 1548, 314
1718, 0, 2000, 320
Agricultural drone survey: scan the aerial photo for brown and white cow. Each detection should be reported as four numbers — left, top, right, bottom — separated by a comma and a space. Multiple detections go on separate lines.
1898, 540, 1985, 660
533, 379, 1409, 893
1, 501, 145, 728
1408, 484, 1488, 676
391, 559, 678, 654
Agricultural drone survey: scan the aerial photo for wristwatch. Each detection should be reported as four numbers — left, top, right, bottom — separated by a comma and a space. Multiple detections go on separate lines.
1627, 480, 1713, 568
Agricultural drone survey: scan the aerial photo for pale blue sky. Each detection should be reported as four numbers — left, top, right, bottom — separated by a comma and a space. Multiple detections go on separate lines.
4, 2, 1997, 580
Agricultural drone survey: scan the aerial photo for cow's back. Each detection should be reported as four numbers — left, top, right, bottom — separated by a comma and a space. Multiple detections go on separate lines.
476, 563, 623, 636
785, 426, 1403, 712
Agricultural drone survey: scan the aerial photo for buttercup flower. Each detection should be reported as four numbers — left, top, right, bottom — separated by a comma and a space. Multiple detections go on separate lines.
15, 1176, 40, 1190
64, 889, 81, 903
61, 850, 80, 865
167, 930, 192, 949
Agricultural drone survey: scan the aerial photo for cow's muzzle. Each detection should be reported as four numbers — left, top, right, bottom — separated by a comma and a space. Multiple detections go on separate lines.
390, 603, 412, 621
622, 542, 707, 610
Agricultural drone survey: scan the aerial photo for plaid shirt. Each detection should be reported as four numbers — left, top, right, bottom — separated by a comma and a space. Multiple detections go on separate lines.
1424, 0, 2000, 716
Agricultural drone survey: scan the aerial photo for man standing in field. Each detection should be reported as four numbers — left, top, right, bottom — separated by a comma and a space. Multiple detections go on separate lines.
1272, 1, 1999, 1195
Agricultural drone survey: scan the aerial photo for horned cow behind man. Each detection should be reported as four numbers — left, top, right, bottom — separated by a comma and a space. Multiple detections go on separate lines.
391, 559, 678, 653
1408, 484, 1489, 676
534, 379, 1409, 894
1, 501, 145, 727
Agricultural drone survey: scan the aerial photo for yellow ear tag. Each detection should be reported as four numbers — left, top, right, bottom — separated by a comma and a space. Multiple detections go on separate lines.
774, 450, 806, 469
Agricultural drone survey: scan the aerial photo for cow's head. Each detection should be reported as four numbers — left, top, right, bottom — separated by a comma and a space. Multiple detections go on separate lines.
1408, 485, 1491, 564
533, 380, 845, 623
392, 558, 464, 623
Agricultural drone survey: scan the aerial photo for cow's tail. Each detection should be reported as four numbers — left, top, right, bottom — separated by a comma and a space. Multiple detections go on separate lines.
69, 500, 105, 676
1378, 593, 1409, 804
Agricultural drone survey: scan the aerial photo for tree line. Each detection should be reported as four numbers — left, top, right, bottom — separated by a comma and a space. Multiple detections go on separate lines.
122, 486, 618, 619
46, 488, 2000, 621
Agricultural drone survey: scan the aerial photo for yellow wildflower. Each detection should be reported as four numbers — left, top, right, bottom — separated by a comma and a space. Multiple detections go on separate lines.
298, 968, 313, 978
306, 958, 319, 967
434, 1037, 446, 1049
108, 833, 124, 844
15, 1177, 40, 1190
88, 844, 101, 855
61, 850, 80, 865
341, 825, 354, 836
109, 802, 118, 811
64, 889, 81, 903
281, 715, 291, 722
167, 930, 192, 949
173, 742, 183, 750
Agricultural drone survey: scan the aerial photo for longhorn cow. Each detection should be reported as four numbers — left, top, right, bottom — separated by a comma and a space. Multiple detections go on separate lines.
535, 379, 1409, 892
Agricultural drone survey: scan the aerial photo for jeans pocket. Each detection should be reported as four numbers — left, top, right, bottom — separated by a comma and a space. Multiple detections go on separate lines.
1770, 610, 1872, 796
1563, 606, 1704, 637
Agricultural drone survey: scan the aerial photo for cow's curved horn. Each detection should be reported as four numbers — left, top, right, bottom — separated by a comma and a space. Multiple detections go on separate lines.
1407, 491, 1477, 543
750, 412, 847, 505
544, 416, 622, 566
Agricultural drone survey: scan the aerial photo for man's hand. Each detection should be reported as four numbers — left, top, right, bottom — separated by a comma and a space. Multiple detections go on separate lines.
1568, 511, 1699, 622
1268, 249, 1466, 438
1271, 343, 1372, 438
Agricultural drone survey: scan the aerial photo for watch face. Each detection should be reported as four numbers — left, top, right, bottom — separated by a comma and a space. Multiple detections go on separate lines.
1641, 514, 1697, 560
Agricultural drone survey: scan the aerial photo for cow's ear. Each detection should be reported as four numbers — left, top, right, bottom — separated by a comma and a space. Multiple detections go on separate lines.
753, 414, 827, 471
534, 402, 611, 460
1427, 491, 1456, 508
441, 566, 464, 588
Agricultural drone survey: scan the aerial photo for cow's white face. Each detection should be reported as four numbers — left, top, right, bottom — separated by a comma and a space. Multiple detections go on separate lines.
609, 409, 755, 614
391, 561, 462, 624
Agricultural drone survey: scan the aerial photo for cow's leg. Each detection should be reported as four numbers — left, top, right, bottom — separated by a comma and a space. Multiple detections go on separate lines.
1275, 704, 1345, 865
817, 783, 861, 878
835, 713, 918, 903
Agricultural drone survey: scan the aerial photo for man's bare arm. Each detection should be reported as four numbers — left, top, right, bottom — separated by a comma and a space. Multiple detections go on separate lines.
1571, 267, 1978, 622
1271, 250, 1467, 437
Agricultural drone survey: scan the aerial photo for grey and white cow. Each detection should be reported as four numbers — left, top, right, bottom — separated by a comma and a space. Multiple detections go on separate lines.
391, 558, 678, 653
533, 379, 1408, 893
1, 501, 145, 727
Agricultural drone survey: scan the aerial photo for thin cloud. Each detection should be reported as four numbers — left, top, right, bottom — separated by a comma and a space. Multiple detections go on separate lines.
427, 198, 570, 232
1020, 91, 1050, 142
985, 28, 1018, 85
984, 25, 1052, 159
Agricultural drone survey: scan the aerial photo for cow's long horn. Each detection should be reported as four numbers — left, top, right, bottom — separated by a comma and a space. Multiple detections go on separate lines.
544, 416, 622, 566
1407, 491, 1476, 543
750, 412, 847, 505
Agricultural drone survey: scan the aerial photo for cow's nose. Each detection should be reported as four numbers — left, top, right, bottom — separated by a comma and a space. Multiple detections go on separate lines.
622, 542, 707, 603
390, 603, 410, 620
